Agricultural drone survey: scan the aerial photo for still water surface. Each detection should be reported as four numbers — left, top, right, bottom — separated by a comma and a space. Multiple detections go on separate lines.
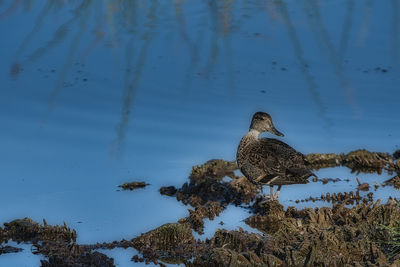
1, 0, 399, 265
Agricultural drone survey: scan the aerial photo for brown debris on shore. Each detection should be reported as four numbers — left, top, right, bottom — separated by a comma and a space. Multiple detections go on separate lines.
159, 186, 177, 196
245, 199, 400, 266
293, 190, 366, 205
118, 181, 148, 191
3, 149, 400, 266
131, 222, 199, 265
0, 218, 76, 244
0, 218, 114, 267
306, 149, 399, 174
305, 152, 343, 169
128, 199, 400, 266
356, 177, 370, 191
161, 159, 257, 234
0, 245, 22, 255
189, 159, 237, 184
383, 175, 400, 189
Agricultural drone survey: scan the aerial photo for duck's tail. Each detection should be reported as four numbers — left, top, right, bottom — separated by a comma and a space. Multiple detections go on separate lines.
285, 167, 316, 183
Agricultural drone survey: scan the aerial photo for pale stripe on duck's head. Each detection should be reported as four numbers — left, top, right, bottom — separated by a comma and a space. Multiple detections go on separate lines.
249, 112, 284, 136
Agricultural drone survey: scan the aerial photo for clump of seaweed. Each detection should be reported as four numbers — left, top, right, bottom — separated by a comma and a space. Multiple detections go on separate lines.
0, 218, 114, 267
305, 152, 344, 169
314, 177, 342, 184
160, 159, 258, 234
3, 150, 400, 266
306, 149, 397, 174
1, 218, 76, 244
393, 150, 400, 160
244, 200, 400, 266
189, 159, 237, 184
40, 247, 114, 267
118, 181, 148, 191
0, 245, 22, 255
159, 186, 177, 196
383, 175, 400, 189
375, 224, 400, 262
191, 228, 282, 266
292, 189, 376, 205
178, 201, 225, 234
128, 199, 400, 266
131, 222, 199, 265
343, 149, 392, 173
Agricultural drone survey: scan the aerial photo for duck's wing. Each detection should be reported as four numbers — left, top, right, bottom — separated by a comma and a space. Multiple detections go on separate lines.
241, 138, 314, 184
258, 138, 306, 167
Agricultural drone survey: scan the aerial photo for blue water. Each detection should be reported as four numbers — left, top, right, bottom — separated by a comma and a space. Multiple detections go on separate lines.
1, 0, 399, 266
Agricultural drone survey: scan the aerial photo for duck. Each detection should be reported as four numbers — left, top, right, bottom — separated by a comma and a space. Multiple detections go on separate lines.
236, 112, 315, 200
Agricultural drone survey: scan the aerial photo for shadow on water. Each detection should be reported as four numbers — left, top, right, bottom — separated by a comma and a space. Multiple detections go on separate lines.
274, 0, 332, 134
112, 0, 158, 158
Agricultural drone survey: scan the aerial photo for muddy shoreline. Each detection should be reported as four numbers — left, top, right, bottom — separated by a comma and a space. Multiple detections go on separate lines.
1, 149, 399, 266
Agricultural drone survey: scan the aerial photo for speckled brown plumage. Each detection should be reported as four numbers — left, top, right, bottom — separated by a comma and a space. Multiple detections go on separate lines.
237, 112, 314, 187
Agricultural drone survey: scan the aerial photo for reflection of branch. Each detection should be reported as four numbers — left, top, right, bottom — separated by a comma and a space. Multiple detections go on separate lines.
275, 1, 331, 132
339, 0, 354, 59
78, 26, 105, 63
174, 0, 199, 91
174, 0, 198, 61
28, 24, 70, 62
113, 0, 158, 157
304, 0, 360, 115
221, 0, 235, 93
220, 0, 233, 36
10, 1, 54, 78
357, 0, 375, 46
203, 0, 220, 79
265, 0, 279, 22
392, 0, 399, 64
13, 1, 53, 57
0, 0, 22, 20
120, 0, 138, 32
48, 1, 91, 111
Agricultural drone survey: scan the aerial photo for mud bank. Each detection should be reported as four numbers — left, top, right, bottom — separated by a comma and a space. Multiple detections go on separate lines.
0, 218, 113, 266
1, 149, 399, 266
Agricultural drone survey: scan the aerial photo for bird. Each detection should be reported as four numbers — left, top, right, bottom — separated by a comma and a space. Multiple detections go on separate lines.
236, 112, 315, 200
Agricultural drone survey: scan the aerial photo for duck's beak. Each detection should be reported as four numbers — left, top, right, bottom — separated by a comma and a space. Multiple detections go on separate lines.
271, 126, 284, 137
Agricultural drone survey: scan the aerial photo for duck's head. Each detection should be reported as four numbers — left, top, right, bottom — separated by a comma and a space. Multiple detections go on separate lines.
249, 112, 284, 136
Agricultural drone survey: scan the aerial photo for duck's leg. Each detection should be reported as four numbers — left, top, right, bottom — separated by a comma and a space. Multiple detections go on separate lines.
270, 185, 275, 200
273, 185, 282, 199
